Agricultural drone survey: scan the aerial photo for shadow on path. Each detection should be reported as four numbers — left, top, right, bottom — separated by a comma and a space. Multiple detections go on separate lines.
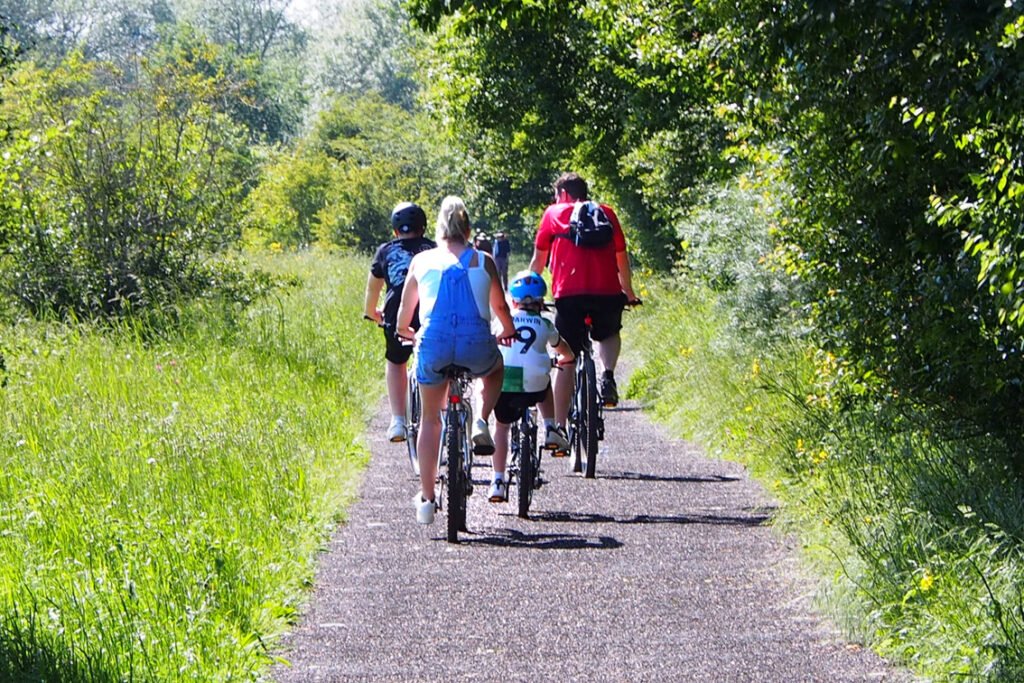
534, 509, 774, 527
458, 528, 624, 550
599, 470, 743, 484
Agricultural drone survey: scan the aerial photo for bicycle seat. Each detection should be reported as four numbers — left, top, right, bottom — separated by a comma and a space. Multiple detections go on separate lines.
440, 364, 473, 379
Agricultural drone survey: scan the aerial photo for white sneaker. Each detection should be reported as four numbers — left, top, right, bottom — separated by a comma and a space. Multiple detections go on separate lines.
413, 492, 435, 524
471, 418, 495, 455
487, 478, 508, 503
544, 425, 570, 454
387, 416, 407, 443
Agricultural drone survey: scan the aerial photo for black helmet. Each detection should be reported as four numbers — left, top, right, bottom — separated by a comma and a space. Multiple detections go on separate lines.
391, 202, 427, 234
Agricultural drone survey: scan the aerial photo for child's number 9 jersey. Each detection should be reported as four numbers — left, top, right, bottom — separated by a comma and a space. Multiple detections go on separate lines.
498, 309, 560, 393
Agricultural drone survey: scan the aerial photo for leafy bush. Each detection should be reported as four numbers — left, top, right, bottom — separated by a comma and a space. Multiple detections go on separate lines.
0, 49, 251, 320
244, 91, 460, 252
715, 1, 1024, 466
627, 179, 1024, 680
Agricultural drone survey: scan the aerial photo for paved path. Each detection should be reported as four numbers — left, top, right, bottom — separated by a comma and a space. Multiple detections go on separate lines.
271, 374, 910, 682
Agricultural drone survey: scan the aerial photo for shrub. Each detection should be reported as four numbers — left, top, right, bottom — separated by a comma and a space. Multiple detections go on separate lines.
0, 49, 251, 320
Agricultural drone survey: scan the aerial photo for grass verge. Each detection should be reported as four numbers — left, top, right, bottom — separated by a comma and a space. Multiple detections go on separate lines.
625, 277, 1024, 681
0, 251, 378, 681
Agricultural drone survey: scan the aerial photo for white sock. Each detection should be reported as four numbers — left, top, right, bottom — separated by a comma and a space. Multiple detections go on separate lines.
543, 418, 556, 429
493, 471, 505, 482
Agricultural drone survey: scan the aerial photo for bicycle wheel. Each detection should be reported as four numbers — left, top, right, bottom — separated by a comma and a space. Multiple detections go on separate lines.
446, 409, 466, 543
517, 418, 535, 518
405, 372, 420, 476
581, 356, 600, 479
508, 420, 522, 495
569, 375, 584, 474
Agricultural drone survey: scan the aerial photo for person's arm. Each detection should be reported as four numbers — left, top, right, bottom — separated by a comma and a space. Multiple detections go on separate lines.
396, 262, 420, 340
363, 272, 385, 324
551, 334, 575, 367
484, 255, 515, 340
528, 246, 548, 276
616, 250, 638, 302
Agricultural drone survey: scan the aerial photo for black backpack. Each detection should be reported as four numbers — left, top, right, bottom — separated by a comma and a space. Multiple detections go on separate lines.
565, 201, 614, 248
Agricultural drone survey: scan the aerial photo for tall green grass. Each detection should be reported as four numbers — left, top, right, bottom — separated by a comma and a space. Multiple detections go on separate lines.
0, 252, 380, 681
626, 278, 1024, 680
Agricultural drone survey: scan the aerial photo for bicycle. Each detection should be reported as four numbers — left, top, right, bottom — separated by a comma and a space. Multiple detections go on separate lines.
566, 300, 640, 479
365, 314, 422, 475
508, 406, 542, 518
568, 314, 602, 479
404, 368, 421, 476
437, 365, 475, 543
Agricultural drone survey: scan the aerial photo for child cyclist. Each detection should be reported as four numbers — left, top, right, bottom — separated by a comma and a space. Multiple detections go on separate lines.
487, 271, 574, 502
363, 202, 436, 442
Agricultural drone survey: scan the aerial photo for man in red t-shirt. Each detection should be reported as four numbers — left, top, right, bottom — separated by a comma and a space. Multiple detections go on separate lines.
528, 172, 638, 428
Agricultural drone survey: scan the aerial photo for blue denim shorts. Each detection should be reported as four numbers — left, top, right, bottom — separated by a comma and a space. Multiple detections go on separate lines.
416, 320, 500, 385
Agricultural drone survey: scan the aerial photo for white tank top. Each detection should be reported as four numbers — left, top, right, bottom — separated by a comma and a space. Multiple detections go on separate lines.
411, 247, 492, 323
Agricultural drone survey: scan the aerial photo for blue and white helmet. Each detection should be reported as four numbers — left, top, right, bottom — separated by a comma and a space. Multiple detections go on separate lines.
509, 270, 546, 306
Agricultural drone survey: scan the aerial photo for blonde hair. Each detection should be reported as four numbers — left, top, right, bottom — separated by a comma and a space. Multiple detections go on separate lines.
435, 195, 471, 244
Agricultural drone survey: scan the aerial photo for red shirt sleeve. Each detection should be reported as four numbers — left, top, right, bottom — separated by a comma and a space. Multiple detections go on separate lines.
535, 205, 561, 251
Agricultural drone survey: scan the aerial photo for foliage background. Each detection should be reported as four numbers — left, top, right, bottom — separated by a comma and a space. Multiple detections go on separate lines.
2, 0, 1024, 680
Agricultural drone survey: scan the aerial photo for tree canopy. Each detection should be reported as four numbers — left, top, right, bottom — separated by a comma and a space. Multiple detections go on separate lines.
409, 0, 1024, 464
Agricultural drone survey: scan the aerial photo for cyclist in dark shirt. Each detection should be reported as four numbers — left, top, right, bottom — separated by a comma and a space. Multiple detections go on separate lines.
492, 231, 511, 290
363, 202, 436, 442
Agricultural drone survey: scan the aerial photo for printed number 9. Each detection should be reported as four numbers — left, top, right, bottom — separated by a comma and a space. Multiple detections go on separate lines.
516, 326, 537, 353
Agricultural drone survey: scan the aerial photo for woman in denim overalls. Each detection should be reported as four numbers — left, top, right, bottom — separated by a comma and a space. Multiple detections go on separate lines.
397, 196, 515, 524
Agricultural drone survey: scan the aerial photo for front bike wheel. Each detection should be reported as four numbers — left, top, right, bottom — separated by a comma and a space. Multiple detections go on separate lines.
446, 411, 466, 543
569, 382, 583, 474
581, 357, 600, 479
405, 372, 420, 476
517, 419, 535, 518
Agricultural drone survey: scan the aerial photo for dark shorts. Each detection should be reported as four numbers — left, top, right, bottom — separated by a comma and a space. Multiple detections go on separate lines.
382, 324, 414, 364
494, 388, 548, 425
554, 294, 628, 355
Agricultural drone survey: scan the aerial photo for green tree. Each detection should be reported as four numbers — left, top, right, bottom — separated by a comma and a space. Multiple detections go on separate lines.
409, 0, 732, 265
245, 91, 460, 251
0, 50, 250, 319
0, 0, 175, 65
244, 146, 333, 248
306, 0, 423, 110
714, 1, 1024, 461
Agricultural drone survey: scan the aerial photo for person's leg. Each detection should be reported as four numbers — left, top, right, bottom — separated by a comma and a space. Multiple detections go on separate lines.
595, 333, 621, 375
478, 358, 504, 421
552, 359, 575, 427
590, 295, 627, 407
488, 418, 511, 502
538, 385, 569, 452
417, 381, 448, 504
385, 360, 407, 417
553, 297, 585, 429
492, 420, 511, 479
384, 330, 414, 439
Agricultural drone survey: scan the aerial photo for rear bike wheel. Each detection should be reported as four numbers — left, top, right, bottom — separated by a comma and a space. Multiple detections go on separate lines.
446, 411, 466, 543
405, 372, 420, 475
580, 356, 600, 479
517, 417, 536, 518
